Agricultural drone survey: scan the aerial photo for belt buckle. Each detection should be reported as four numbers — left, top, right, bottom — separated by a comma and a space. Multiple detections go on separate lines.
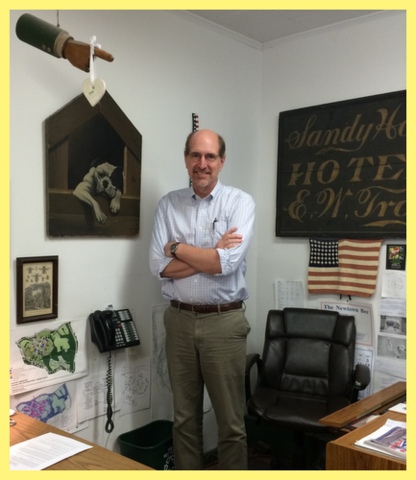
191, 304, 200, 314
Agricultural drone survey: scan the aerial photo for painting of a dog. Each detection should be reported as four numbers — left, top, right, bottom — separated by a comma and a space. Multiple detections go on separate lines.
73, 160, 124, 224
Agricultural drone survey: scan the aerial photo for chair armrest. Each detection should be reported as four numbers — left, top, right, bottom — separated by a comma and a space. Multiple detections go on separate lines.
349, 363, 371, 402
245, 353, 261, 401
353, 363, 371, 390
246, 353, 260, 374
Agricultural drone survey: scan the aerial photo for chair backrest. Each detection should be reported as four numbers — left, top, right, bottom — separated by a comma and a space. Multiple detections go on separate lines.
261, 308, 356, 398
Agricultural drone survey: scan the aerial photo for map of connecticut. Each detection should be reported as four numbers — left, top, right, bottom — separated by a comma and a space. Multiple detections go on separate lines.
16, 384, 70, 423
16, 322, 78, 374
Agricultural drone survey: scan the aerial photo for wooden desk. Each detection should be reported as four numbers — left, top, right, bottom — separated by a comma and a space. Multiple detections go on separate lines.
10, 412, 153, 470
326, 411, 406, 470
320, 381, 406, 430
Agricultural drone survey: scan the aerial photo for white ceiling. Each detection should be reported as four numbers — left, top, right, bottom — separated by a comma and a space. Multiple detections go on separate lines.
182, 10, 384, 47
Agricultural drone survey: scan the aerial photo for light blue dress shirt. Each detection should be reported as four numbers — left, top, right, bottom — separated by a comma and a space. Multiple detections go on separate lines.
149, 181, 255, 304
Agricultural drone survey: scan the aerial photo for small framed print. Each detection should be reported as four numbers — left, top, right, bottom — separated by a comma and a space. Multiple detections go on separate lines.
16, 256, 59, 324
386, 245, 406, 270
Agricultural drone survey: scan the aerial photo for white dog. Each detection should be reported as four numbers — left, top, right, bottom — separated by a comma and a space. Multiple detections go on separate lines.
73, 162, 123, 224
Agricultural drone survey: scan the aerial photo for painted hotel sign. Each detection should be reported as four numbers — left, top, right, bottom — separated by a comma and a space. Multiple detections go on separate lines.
276, 90, 406, 238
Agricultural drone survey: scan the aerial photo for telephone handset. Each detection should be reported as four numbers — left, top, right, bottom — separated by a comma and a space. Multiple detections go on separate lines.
89, 308, 140, 353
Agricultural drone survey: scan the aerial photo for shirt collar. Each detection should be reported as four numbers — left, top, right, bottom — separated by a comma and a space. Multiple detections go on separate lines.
210, 181, 222, 199
191, 181, 222, 201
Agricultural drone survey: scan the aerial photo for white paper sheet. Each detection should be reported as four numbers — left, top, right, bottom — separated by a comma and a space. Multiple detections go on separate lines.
10, 432, 92, 470
274, 280, 305, 309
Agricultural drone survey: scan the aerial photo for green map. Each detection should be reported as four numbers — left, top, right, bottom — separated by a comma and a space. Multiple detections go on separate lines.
16, 322, 78, 374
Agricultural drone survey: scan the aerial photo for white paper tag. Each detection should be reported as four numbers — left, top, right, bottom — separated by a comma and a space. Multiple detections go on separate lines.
82, 78, 106, 107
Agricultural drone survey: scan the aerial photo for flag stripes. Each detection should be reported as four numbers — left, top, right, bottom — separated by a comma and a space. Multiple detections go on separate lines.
308, 238, 382, 297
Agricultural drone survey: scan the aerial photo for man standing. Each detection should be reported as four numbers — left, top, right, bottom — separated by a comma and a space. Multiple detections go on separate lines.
149, 129, 255, 469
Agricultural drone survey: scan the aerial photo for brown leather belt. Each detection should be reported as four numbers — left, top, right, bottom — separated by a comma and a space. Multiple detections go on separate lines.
170, 300, 243, 314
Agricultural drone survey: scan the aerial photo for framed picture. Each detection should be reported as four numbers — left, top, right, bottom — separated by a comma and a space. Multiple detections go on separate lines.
16, 256, 59, 324
276, 90, 406, 238
386, 244, 406, 270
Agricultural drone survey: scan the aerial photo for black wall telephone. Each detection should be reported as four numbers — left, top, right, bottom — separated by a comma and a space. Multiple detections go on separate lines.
89, 308, 140, 353
89, 308, 140, 433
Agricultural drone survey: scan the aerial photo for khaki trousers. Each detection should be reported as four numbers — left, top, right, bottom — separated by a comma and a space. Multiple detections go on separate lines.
164, 305, 250, 470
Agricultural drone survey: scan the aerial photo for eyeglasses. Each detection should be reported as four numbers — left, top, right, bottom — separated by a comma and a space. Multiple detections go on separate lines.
188, 152, 220, 162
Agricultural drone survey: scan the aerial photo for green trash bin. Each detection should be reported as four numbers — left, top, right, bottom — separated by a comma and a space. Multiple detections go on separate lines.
118, 420, 175, 470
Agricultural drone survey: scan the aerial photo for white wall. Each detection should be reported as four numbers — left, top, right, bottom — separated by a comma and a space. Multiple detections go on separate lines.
256, 11, 406, 337
256, 10, 406, 394
9, 9, 262, 452
9, 10, 405, 453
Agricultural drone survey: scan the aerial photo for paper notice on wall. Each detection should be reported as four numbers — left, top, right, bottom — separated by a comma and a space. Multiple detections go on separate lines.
118, 355, 151, 416
320, 301, 373, 346
10, 382, 78, 432
76, 371, 109, 423
10, 319, 88, 396
355, 348, 373, 398
151, 303, 173, 421
274, 280, 305, 309
380, 297, 406, 317
381, 270, 406, 299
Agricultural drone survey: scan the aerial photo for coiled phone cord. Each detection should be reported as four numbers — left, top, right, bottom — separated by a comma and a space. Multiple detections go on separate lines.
105, 351, 114, 433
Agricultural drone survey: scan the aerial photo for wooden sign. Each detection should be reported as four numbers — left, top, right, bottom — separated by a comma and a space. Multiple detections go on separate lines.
45, 92, 142, 237
276, 91, 406, 238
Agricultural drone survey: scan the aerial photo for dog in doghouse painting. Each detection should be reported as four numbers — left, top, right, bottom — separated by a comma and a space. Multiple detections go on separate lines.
73, 157, 124, 224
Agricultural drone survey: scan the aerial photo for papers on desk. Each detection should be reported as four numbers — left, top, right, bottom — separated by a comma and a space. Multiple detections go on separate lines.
389, 402, 406, 414
10, 432, 92, 470
355, 419, 406, 460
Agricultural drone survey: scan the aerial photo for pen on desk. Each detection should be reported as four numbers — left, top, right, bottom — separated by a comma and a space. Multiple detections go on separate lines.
213, 218, 218, 230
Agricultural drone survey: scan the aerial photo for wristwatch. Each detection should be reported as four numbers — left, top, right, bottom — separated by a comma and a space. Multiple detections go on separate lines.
170, 242, 181, 258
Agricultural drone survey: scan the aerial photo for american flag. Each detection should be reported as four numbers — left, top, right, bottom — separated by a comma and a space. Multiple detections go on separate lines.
308, 238, 382, 297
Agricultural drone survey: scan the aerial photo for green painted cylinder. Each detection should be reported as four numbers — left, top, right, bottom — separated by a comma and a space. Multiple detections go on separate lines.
15, 13, 72, 58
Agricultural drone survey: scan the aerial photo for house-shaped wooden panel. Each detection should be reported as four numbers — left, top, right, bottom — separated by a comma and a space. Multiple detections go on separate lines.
45, 91, 142, 237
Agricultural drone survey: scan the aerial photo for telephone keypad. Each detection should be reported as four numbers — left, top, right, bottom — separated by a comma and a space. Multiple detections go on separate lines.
112, 309, 141, 349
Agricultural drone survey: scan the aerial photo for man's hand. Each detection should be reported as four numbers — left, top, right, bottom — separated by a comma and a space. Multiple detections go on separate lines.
63, 39, 114, 72
162, 228, 242, 277
15, 14, 114, 73
215, 228, 243, 249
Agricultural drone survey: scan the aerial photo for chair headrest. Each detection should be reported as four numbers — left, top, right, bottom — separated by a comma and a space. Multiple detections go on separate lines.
266, 308, 355, 346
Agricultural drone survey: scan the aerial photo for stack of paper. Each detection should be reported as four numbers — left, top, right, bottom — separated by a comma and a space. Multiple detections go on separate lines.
355, 419, 406, 460
10, 432, 92, 470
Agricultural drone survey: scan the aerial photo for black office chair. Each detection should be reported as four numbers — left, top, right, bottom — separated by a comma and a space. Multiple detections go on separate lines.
245, 308, 370, 469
